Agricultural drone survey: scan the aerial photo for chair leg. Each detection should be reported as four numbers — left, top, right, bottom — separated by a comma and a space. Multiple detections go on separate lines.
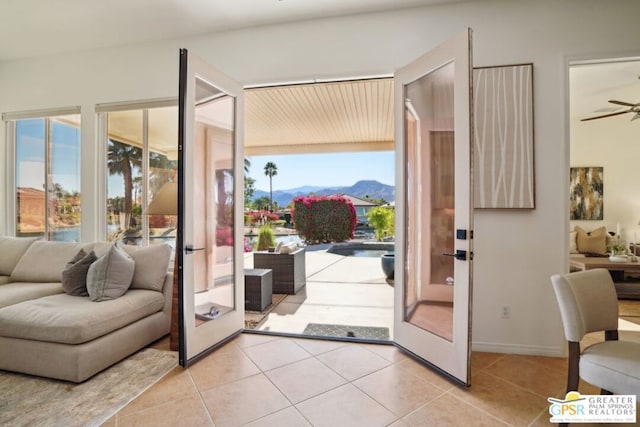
557, 342, 581, 427
566, 341, 580, 392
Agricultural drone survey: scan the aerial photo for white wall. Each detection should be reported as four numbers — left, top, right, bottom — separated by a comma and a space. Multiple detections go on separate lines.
2, 0, 640, 355
571, 115, 640, 243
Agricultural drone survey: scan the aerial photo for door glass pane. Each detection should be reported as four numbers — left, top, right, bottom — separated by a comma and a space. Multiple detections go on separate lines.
106, 111, 143, 244
148, 106, 178, 248
404, 61, 455, 341
192, 76, 236, 325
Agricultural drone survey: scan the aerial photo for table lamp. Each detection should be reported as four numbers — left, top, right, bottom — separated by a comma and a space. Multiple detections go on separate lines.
145, 181, 179, 350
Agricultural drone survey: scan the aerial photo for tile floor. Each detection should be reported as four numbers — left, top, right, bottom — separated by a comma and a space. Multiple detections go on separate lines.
102, 326, 640, 427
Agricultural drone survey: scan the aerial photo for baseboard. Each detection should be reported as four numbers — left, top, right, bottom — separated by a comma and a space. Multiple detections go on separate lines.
472, 341, 565, 357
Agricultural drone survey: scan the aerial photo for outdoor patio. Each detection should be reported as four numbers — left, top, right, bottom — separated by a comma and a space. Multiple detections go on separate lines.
244, 245, 394, 340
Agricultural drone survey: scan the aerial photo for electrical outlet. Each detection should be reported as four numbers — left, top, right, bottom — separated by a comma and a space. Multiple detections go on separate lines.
501, 305, 511, 319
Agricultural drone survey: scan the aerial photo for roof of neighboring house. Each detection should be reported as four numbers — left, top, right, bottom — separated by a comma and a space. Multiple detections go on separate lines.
17, 187, 45, 197
333, 194, 377, 207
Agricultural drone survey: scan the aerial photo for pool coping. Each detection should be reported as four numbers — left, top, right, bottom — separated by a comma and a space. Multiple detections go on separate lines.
326, 241, 395, 255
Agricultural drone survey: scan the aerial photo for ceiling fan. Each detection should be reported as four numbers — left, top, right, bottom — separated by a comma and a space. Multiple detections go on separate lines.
581, 100, 640, 122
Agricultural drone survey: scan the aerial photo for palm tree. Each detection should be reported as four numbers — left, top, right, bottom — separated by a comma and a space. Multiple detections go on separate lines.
149, 152, 177, 196
107, 140, 142, 228
263, 162, 278, 212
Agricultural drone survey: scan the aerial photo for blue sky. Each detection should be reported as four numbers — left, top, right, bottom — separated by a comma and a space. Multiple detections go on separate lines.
16, 118, 394, 198
247, 151, 395, 192
16, 119, 81, 193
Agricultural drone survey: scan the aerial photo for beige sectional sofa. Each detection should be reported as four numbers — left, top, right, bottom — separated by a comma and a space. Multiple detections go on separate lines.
0, 236, 172, 382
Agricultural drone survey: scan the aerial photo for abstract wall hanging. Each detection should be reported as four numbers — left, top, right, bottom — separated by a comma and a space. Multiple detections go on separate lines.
473, 63, 535, 209
569, 166, 603, 220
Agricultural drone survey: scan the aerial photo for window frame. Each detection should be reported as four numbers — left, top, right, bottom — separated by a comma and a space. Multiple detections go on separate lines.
97, 98, 178, 246
2, 106, 82, 239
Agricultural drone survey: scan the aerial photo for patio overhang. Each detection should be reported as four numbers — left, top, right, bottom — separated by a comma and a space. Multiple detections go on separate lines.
245, 78, 394, 155
99, 77, 395, 157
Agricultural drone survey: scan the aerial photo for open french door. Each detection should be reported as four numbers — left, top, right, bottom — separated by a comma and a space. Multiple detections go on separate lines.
177, 49, 245, 366
394, 30, 473, 385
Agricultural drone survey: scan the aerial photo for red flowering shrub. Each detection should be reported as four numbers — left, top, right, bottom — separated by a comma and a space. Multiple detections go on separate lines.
243, 237, 253, 253
246, 210, 279, 226
216, 227, 233, 246
217, 227, 253, 252
292, 195, 356, 244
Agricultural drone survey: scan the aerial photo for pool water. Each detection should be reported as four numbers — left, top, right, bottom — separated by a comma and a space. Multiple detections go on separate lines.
331, 248, 393, 258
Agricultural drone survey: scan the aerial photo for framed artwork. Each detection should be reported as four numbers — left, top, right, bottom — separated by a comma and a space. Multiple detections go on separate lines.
570, 166, 603, 220
473, 63, 535, 209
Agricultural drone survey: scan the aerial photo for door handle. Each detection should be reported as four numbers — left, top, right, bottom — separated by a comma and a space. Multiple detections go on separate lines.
443, 250, 467, 261
185, 245, 205, 254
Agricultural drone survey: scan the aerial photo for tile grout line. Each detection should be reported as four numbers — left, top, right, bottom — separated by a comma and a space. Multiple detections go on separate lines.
243, 340, 330, 426
187, 367, 216, 426
440, 389, 515, 426
527, 406, 551, 427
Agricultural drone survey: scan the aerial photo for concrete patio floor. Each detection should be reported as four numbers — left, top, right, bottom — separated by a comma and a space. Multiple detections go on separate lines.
244, 247, 394, 340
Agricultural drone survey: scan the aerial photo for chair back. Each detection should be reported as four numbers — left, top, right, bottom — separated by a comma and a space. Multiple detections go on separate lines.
550, 268, 619, 342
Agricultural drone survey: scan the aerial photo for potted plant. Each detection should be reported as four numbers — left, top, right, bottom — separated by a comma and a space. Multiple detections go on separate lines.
381, 252, 394, 286
608, 238, 628, 262
256, 225, 276, 251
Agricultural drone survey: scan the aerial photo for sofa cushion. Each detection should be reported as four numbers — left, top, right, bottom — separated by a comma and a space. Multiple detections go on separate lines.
0, 289, 164, 344
580, 340, 640, 395
0, 276, 11, 286
0, 236, 39, 275
87, 243, 135, 301
576, 226, 607, 256
62, 249, 97, 296
0, 282, 64, 309
122, 243, 172, 292
10, 240, 81, 282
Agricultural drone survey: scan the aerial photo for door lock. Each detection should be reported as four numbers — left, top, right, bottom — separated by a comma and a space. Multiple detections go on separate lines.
443, 250, 467, 261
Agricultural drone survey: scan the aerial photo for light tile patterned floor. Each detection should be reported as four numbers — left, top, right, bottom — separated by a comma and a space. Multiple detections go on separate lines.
101, 330, 640, 427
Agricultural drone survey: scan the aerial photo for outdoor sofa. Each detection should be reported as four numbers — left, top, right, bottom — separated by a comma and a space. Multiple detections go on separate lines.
0, 236, 172, 382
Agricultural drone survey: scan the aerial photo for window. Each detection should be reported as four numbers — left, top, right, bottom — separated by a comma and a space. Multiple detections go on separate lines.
4, 110, 81, 241
101, 101, 178, 246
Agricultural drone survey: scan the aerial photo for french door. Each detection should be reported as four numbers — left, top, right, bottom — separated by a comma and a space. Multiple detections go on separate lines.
177, 49, 245, 365
176, 30, 474, 380
393, 29, 474, 385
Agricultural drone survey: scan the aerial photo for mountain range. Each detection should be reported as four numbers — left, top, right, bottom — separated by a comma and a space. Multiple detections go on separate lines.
252, 180, 394, 208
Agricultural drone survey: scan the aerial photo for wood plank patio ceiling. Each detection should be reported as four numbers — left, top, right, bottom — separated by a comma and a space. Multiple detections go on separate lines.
245, 78, 394, 155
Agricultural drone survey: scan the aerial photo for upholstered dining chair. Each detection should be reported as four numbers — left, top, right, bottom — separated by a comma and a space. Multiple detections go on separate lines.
551, 268, 640, 409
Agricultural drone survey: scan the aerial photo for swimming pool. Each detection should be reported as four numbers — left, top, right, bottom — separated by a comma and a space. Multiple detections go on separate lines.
327, 242, 395, 258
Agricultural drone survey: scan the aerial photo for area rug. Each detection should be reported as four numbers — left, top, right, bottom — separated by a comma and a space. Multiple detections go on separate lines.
0, 348, 177, 427
303, 323, 390, 340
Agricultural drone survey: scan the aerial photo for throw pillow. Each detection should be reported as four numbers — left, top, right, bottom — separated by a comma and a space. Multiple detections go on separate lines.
575, 226, 607, 256
86, 243, 135, 302
569, 230, 578, 254
61, 249, 97, 296
121, 243, 172, 292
